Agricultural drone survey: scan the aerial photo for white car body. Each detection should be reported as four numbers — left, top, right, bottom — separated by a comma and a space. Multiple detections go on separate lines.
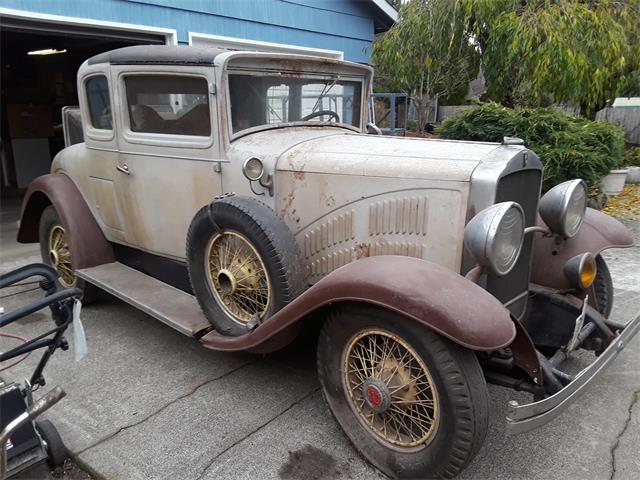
54, 46, 527, 286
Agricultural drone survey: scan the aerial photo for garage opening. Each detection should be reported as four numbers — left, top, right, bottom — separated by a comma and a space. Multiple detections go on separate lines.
0, 18, 165, 192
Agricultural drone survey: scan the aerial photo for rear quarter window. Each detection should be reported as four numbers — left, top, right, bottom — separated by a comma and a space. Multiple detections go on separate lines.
86, 76, 112, 130
124, 75, 211, 137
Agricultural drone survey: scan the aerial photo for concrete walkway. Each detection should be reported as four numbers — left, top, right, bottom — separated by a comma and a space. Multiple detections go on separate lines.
1, 202, 639, 480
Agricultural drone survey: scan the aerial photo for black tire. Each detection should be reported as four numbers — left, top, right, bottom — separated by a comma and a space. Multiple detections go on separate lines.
593, 254, 614, 318
186, 196, 306, 336
318, 305, 489, 479
36, 419, 68, 468
38, 206, 99, 303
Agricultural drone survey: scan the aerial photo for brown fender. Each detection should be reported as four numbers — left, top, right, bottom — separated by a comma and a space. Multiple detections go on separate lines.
200, 255, 516, 354
531, 208, 633, 289
17, 174, 114, 269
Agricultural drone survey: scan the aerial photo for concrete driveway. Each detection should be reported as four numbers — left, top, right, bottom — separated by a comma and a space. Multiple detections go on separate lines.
1, 200, 639, 480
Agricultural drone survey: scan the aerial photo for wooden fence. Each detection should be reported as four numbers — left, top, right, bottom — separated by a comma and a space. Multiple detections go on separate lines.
595, 107, 640, 145
413, 103, 640, 145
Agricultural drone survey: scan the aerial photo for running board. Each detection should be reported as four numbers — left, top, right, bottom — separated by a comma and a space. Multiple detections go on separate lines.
76, 262, 211, 337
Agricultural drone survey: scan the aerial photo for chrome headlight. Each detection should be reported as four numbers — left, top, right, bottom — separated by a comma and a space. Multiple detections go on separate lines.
538, 179, 587, 238
242, 157, 264, 181
464, 202, 525, 276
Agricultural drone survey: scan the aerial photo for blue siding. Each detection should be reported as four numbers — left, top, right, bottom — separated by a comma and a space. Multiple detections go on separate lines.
0, 0, 377, 62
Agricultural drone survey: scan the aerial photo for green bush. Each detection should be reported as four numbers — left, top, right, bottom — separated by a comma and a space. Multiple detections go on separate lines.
626, 146, 640, 167
406, 120, 419, 131
437, 103, 625, 189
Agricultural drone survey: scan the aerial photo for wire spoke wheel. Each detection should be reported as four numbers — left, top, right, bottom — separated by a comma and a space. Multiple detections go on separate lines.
48, 225, 76, 288
342, 329, 439, 449
320, 307, 489, 478
205, 230, 272, 324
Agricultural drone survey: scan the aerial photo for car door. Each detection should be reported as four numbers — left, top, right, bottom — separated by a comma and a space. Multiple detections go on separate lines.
78, 65, 128, 244
110, 65, 222, 260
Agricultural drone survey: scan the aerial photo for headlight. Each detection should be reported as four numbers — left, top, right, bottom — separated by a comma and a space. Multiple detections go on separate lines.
464, 202, 525, 276
564, 253, 597, 290
242, 157, 264, 181
538, 179, 587, 238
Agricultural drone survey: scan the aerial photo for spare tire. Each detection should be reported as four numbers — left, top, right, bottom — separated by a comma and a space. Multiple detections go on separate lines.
186, 195, 306, 336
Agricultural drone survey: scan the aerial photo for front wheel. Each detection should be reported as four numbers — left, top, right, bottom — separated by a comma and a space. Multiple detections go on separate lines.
317, 305, 489, 479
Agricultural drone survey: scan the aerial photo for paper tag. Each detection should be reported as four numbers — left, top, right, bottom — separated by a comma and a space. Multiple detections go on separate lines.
73, 299, 87, 362
567, 294, 588, 351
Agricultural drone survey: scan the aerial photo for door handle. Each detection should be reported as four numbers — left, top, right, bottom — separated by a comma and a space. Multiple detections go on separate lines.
116, 163, 130, 175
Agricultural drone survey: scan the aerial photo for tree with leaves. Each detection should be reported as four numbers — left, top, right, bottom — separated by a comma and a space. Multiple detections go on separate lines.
373, 0, 640, 121
372, 0, 479, 132
470, 0, 640, 116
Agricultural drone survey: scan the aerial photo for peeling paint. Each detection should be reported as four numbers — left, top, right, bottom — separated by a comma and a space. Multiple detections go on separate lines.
354, 242, 370, 259
281, 191, 295, 217
325, 195, 336, 208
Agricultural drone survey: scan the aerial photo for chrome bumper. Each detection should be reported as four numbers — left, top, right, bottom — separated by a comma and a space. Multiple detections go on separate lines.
506, 312, 640, 434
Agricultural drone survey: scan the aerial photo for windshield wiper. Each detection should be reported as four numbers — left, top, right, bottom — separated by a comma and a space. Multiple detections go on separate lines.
310, 76, 339, 114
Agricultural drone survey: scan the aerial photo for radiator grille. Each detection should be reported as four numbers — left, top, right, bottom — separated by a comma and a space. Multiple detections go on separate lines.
486, 169, 542, 317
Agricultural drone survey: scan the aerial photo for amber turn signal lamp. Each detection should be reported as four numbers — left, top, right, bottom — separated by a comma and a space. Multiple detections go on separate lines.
564, 253, 597, 290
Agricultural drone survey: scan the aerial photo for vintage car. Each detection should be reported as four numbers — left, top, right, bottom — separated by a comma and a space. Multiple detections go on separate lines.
17, 45, 639, 478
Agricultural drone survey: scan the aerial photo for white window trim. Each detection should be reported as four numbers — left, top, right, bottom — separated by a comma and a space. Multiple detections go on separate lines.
188, 32, 343, 60
370, 0, 398, 22
116, 69, 214, 150
82, 73, 115, 142
0, 7, 177, 44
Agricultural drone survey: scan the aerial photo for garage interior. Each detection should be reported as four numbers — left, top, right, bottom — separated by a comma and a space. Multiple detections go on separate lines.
1, 17, 165, 194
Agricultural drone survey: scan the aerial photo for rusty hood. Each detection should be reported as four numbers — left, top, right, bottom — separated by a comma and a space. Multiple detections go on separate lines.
275, 130, 504, 182
228, 127, 505, 183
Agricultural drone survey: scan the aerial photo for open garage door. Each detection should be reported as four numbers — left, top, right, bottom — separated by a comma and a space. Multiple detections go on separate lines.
0, 16, 166, 189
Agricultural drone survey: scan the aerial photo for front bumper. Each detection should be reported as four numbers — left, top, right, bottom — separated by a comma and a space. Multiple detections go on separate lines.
506, 312, 640, 434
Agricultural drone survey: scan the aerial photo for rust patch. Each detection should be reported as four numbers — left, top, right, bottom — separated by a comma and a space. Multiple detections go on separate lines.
281, 191, 295, 216
354, 242, 370, 259
325, 195, 335, 208
291, 208, 300, 224
292, 170, 305, 180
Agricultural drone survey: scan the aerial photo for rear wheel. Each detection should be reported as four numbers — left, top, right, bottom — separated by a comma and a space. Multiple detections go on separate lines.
318, 305, 489, 479
39, 206, 98, 302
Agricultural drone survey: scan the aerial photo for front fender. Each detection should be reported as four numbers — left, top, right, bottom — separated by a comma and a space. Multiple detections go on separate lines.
17, 174, 114, 269
200, 255, 515, 353
531, 208, 633, 289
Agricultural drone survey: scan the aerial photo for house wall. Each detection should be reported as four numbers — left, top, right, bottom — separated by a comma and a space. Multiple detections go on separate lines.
0, 0, 376, 62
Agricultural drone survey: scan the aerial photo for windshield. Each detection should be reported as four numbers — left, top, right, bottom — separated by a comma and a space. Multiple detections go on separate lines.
229, 73, 362, 134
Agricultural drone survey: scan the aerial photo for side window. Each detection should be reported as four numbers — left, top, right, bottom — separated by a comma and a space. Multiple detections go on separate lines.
124, 75, 211, 136
86, 76, 112, 130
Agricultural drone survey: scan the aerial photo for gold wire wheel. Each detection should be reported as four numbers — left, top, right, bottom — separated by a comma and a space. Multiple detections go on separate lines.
205, 230, 272, 324
48, 225, 76, 288
342, 329, 439, 449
